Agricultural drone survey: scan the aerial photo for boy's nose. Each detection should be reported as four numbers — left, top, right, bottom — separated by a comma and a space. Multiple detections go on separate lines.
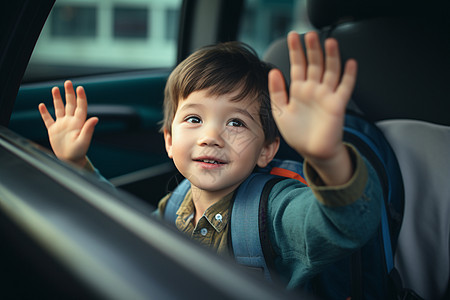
197, 126, 225, 147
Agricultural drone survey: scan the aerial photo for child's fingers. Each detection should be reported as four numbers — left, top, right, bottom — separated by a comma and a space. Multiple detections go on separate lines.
64, 80, 76, 116
287, 31, 306, 82
74, 86, 88, 120
304, 31, 324, 82
322, 38, 341, 90
336, 59, 358, 106
268, 69, 288, 117
52, 86, 65, 119
38, 103, 55, 129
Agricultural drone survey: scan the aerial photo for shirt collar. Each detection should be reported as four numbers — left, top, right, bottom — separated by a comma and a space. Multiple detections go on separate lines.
176, 189, 234, 232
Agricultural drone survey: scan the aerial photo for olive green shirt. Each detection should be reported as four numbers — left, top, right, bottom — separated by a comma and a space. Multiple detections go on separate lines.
159, 189, 235, 258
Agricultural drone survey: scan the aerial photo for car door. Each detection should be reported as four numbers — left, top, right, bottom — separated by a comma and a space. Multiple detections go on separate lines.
0, 126, 293, 300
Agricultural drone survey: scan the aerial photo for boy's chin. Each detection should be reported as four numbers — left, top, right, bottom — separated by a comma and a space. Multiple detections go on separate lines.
191, 181, 227, 192
189, 179, 241, 196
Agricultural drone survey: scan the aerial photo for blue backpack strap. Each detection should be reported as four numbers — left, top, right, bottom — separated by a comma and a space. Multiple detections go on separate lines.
344, 113, 404, 274
342, 113, 404, 299
164, 178, 191, 223
230, 172, 283, 281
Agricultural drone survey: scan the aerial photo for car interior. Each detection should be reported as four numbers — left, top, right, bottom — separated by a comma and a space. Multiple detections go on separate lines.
1, 0, 449, 298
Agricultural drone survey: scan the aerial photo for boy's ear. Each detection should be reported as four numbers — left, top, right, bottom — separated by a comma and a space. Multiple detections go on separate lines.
256, 137, 280, 168
163, 129, 173, 158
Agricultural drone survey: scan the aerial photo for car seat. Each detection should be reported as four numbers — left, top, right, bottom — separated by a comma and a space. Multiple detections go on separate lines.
263, 0, 450, 299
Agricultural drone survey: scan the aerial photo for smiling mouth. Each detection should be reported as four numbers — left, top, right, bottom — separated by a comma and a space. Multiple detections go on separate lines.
194, 158, 227, 165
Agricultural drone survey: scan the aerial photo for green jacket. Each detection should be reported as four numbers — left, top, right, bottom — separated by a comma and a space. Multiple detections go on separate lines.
157, 145, 382, 289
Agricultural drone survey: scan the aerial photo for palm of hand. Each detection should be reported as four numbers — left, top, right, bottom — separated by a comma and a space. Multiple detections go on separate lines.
39, 80, 98, 166
47, 113, 90, 162
269, 32, 357, 162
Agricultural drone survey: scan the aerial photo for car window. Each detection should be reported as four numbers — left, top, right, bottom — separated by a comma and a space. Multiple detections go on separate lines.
23, 0, 182, 83
238, 0, 312, 56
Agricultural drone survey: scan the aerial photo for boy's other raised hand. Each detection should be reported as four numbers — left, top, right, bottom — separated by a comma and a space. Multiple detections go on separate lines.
38, 80, 98, 168
268, 31, 357, 185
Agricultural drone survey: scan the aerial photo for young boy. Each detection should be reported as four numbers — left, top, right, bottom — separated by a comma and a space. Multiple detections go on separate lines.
38, 32, 382, 293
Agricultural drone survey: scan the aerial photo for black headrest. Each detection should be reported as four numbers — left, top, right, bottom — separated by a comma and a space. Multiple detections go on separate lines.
307, 0, 397, 28
306, 0, 447, 29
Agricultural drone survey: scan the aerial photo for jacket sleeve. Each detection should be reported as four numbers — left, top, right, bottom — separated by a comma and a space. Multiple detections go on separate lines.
82, 157, 116, 189
267, 145, 382, 286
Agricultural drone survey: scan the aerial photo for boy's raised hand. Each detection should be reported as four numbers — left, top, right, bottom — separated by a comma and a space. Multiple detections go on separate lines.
268, 32, 357, 185
38, 80, 98, 167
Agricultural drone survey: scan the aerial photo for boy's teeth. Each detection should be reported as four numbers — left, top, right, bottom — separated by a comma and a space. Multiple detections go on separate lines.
200, 159, 224, 164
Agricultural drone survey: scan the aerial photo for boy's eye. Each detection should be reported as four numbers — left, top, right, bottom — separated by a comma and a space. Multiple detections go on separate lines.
185, 116, 202, 124
227, 119, 246, 128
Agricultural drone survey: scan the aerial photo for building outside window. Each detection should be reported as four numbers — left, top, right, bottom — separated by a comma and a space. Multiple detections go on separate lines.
114, 6, 149, 39
51, 5, 97, 38
25, 0, 181, 82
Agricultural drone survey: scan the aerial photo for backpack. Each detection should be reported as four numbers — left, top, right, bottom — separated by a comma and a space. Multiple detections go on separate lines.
164, 112, 405, 299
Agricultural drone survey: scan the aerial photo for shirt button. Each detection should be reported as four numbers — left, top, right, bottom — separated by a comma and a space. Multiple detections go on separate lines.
200, 228, 208, 236
215, 214, 223, 222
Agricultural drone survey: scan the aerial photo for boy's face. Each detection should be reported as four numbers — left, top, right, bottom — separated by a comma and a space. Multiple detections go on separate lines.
164, 89, 278, 196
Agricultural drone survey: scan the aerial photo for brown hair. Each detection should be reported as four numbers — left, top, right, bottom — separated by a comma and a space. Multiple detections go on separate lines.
161, 41, 279, 144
